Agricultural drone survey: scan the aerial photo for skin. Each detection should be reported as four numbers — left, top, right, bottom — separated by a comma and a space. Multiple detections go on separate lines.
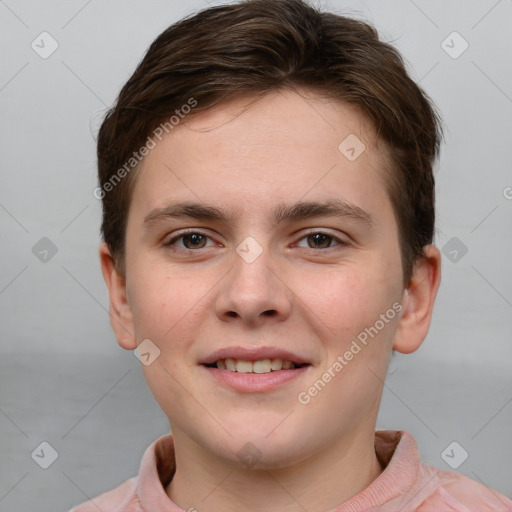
100, 88, 441, 512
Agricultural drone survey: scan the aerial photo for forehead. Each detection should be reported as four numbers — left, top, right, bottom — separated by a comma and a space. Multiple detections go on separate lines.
175, 89, 380, 166
129, 88, 393, 226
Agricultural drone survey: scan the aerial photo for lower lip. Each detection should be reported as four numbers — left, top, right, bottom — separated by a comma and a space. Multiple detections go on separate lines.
200, 365, 310, 393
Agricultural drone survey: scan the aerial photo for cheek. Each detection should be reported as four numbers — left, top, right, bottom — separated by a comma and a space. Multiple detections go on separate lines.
129, 266, 201, 409
127, 260, 217, 351
310, 266, 390, 318
127, 263, 184, 341
297, 259, 401, 351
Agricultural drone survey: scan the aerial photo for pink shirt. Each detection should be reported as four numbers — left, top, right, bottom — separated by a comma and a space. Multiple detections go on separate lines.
70, 430, 512, 511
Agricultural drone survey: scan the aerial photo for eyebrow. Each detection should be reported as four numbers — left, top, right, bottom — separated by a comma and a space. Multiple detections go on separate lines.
142, 199, 375, 230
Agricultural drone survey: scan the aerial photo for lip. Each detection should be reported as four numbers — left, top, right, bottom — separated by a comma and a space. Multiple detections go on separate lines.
200, 364, 311, 393
198, 346, 310, 365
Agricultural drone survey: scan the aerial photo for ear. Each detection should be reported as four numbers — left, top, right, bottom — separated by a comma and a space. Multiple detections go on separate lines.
393, 245, 441, 354
99, 242, 137, 350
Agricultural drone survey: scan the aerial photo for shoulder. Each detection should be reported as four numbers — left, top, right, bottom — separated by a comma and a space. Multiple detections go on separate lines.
68, 433, 175, 512
68, 476, 140, 512
415, 462, 512, 511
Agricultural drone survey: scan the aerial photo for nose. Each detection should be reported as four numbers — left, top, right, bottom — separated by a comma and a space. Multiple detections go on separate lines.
214, 243, 292, 327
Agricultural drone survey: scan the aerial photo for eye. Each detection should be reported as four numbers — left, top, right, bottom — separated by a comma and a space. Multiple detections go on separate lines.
164, 230, 348, 252
295, 231, 348, 250
164, 231, 216, 250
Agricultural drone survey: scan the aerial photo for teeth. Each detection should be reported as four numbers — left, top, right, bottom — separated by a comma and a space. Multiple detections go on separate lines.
271, 359, 283, 370
253, 359, 271, 373
214, 358, 297, 373
236, 360, 253, 373
225, 358, 236, 371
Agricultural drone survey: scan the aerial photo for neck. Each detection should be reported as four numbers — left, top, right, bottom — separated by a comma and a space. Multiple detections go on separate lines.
166, 427, 383, 512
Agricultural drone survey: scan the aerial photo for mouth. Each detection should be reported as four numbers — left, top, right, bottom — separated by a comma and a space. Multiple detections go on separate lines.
199, 346, 313, 392
203, 358, 311, 373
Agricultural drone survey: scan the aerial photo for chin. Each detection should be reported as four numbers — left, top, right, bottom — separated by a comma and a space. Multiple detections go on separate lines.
204, 418, 307, 468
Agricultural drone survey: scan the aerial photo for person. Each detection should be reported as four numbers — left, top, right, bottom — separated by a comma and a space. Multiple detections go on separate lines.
71, 0, 512, 510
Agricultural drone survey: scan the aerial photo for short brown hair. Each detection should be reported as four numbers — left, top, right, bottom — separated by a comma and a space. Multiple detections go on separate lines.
97, 0, 442, 285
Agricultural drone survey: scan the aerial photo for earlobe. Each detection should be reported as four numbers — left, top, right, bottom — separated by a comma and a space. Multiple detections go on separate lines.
99, 242, 137, 350
393, 245, 441, 354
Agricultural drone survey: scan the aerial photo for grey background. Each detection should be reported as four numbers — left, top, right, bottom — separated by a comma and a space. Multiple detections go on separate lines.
0, 0, 511, 510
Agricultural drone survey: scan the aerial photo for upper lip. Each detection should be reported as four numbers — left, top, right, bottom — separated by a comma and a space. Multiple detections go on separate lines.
199, 346, 311, 365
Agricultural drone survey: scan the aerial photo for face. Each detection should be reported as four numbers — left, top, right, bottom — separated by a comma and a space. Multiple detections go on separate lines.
117, 89, 409, 467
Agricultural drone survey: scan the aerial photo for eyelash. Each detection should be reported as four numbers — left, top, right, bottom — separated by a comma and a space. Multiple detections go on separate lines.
164, 229, 349, 252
